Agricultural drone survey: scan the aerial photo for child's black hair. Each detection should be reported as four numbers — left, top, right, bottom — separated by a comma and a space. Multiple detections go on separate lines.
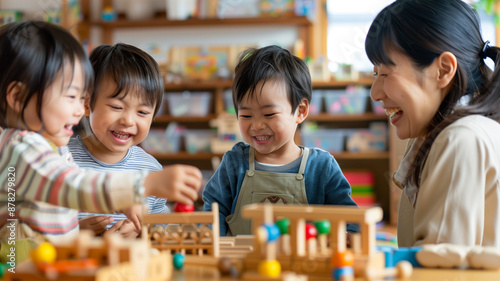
0, 21, 94, 129
88, 43, 164, 117
232, 45, 311, 115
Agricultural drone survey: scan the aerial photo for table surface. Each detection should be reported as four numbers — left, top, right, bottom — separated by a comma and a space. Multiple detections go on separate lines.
173, 265, 500, 281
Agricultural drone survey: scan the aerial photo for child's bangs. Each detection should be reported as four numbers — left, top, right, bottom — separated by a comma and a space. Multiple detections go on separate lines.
108, 69, 158, 109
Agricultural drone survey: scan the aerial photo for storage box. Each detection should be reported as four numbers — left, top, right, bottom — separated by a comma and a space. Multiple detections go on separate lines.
343, 170, 376, 207
141, 126, 182, 153
184, 129, 217, 154
324, 89, 369, 114
309, 90, 323, 115
165, 91, 212, 117
301, 129, 344, 152
223, 89, 236, 114
371, 99, 385, 115
345, 129, 387, 152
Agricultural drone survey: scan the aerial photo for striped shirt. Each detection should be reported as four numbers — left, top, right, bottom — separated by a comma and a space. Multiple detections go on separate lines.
65, 136, 168, 228
0, 129, 144, 244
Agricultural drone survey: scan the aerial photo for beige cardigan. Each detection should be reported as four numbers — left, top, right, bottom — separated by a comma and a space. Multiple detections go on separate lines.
394, 115, 500, 248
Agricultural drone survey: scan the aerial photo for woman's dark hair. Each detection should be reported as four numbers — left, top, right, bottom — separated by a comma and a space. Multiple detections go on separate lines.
88, 43, 164, 117
365, 0, 500, 186
232, 45, 312, 115
0, 21, 93, 129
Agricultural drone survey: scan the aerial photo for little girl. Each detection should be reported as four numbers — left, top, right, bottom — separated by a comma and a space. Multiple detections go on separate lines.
0, 21, 202, 260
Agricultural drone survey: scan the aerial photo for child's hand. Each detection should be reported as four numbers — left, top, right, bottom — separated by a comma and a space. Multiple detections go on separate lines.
122, 204, 144, 231
144, 164, 202, 206
79, 216, 114, 235
108, 219, 140, 239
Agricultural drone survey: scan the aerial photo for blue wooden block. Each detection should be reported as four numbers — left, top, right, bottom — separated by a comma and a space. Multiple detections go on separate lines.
376, 246, 395, 267
393, 247, 422, 267
332, 266, 354, 281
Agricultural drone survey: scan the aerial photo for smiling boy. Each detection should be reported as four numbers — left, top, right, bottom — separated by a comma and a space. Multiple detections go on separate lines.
66, 43, 167, 238
202, 45, 358, 236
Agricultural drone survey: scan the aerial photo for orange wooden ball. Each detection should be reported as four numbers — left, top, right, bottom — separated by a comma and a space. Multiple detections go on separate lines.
331, 249, 354, 267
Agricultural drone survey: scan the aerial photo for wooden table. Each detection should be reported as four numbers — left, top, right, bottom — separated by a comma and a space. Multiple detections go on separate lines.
172, 265, 500, 281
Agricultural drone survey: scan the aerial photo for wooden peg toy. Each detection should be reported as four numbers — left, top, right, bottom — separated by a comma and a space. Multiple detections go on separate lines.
305, 223, 317, 258
364, 260, 413, 281
174, 202, 195, 213
314, 220, 331, 255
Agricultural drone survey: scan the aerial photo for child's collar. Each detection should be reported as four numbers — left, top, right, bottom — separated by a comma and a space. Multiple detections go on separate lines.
46, 139, 61, 155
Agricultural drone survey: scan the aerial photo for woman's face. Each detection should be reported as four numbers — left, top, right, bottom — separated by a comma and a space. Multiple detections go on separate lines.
370, 51, 447, 139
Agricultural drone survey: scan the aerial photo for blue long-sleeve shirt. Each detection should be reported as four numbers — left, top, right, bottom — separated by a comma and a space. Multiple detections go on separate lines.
203, 142, 359, 235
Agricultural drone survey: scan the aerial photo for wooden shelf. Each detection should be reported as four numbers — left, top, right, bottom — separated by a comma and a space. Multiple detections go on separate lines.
312, 78, 374, 88
332, 152, 389, 160
307, 113, 386, 122
90, 16, 312, 29
151, 151, 389, 161
154, 114, 217, 123
154, 113, 385, 123
165, 80, 233, 91
152, 152, 222, 160
163, 79, 374, 91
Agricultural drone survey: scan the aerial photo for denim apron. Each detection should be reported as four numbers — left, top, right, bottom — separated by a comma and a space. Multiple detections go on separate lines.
226, 146, 310, 235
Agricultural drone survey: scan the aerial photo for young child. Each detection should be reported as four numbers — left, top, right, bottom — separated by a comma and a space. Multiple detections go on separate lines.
0, 21, 202, 260
366, 0, 500, 247
202, 45, 358, 236
66, 43, 167, 238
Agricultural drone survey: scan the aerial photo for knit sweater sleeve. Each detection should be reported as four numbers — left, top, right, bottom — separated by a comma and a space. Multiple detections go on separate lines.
0, 130, 141, 213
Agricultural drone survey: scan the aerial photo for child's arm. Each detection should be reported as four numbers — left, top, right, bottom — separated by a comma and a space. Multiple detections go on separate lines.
306, 150, 359, 233
2, 131, 202, 214
108, 219, 140, 239
143, 164, 202, 204
79, 216, 114, 235
202, 154, 238, 236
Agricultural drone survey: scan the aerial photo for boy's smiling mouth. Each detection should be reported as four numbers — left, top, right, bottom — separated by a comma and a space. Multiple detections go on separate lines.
254, 135, 271, 141
111, 131, 132, 140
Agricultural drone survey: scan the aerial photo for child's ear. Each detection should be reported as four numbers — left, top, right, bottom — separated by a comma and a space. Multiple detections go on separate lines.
436, 51, 457, 89
296, 98, 309, 124
84, 96, 91, 116
6, 81, 24, 113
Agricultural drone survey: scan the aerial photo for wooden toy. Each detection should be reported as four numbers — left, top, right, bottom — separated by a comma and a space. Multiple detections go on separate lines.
4, 230, 172, 281
240, 204, 390, 279
255, 205, 281, 278
173, 202, 195, 213
332, 266, 354, 281
276, 218, 292, 256
173, 253, 185, 270
314, 220, 331, 255
40, 259, 99, 280
331, 250, 354, 268
363, 260, 412, 281
143, 202, 220, 258
393, 247, 422, 267
0, 263, 9, 278
30, 242, 57, 269
304, 223, 317, 259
